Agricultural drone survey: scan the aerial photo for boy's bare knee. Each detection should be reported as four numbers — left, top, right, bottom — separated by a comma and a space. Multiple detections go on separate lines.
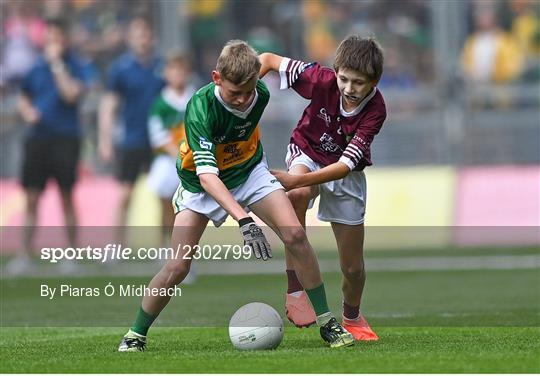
162, 261, 190, 286
287, 188, 312, 208
282, 227, 308, 251
341, 263, 365, 282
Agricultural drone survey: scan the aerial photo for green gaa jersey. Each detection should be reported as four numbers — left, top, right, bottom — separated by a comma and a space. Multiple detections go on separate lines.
177, 80, 270, 193
148, 87, 194, 152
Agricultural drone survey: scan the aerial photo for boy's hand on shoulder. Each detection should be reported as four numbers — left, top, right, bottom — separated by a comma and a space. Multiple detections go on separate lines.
270, 170, 299, 191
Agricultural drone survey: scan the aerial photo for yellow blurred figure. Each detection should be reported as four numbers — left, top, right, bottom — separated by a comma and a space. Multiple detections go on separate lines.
510, 0, 540, 57
461, 4, 524, 83
301, 0, 337, 64
188, 0, 224, 17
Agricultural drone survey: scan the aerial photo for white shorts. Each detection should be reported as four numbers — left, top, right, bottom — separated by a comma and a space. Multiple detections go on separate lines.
285, 144, 367, 225
147, 154, 180, 199
172, 158, 284, 227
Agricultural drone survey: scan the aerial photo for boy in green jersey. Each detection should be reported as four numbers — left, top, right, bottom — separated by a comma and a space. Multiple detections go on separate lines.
119, 40, 353, 351
147, 52, 195, 246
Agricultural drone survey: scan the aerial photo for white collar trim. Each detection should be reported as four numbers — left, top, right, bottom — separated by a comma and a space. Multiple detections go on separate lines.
162, 86, 195, 111
339, 87, 377, 117
214, 85, 258, 119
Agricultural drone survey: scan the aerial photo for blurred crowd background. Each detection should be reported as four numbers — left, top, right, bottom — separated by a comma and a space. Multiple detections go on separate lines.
1, 0, 539, 176
0, 0, 538, 236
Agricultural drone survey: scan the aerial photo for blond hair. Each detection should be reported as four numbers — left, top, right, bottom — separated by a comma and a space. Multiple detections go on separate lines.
216, 40, 261, 85
334, 36, 384, 82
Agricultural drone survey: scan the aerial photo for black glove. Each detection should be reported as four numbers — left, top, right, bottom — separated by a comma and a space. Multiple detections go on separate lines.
238, 217, 272, 260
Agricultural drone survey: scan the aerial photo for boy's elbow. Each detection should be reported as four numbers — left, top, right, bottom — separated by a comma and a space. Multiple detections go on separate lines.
198, 173, 216, 188
259, 53, 281, 72
259, 54, 271, 77
259, 52, 271, 65
199, 174, 209, 186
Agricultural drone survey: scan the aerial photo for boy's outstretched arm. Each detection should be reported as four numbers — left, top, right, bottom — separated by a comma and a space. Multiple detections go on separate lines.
259, 52, 284, 78
198, 173, 272, 260
271, 162, 350, 191
199, 173, 250, 221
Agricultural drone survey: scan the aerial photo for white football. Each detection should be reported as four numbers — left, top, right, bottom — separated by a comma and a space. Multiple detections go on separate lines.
229, 302, 284, 350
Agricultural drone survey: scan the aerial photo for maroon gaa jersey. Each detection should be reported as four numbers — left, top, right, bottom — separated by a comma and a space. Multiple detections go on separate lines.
279, 58, 387, 171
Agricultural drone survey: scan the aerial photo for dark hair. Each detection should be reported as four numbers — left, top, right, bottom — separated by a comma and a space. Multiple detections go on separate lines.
333, 36, 384, 82
45, 17, 70, 34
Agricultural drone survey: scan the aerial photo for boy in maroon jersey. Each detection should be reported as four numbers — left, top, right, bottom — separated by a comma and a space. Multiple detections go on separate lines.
259, 36, 385, 340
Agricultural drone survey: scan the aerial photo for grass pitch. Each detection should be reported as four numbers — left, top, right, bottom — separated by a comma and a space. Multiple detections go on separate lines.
1, 326, 539, 373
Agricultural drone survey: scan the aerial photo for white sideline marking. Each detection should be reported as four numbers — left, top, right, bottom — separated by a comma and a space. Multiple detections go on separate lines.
200, 254, 540, 275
